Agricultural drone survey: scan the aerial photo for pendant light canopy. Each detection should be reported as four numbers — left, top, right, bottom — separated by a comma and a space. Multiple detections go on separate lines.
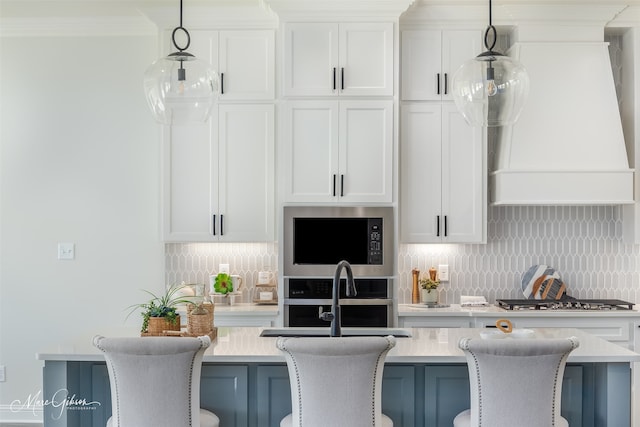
452, 0, 529, 127
143, 0, 219, 125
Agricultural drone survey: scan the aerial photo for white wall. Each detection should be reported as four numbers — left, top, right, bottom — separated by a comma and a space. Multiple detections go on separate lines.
0, 34, 164, 422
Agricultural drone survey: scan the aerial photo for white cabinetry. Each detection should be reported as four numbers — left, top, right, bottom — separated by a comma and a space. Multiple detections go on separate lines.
171, 29, 275, 100
283, 22, 393, 97
400, 103, 485, 243
282, 100, 393, 203
162, 104, 275, 242
401, 30, 480, 101
473, 315, 637, 349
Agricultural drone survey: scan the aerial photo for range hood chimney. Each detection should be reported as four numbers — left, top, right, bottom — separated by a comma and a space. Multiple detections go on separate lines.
491, 5, 634, 205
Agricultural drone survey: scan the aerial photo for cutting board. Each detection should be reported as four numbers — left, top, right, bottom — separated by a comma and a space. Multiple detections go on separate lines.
521, 265, 567, 300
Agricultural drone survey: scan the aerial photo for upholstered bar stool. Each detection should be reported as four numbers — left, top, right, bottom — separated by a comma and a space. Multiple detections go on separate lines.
276, 335, 396, 427
453, 336, 579, 427
93, 335, 220, 427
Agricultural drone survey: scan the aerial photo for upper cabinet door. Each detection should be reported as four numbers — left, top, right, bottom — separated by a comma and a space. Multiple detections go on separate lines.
440, 103, 485, 243
218, 30, 275, 100
217, 104, 275, 242
282, 100, 392, 203
283, 23, 338, 97
401, 30, 441, 101
400, 103, 443, 242
401, 30, 481, 101
175, 29, 275, 101
282, 101, 340, 202
283, 22, 393, 97
339, 23, 394, 96
399, 103, 485, 244
338, 100, 393, 203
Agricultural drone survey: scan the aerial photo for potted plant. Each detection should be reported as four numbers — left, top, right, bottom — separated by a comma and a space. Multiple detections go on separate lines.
127, 284, 195, 335
419, 268, 440, 304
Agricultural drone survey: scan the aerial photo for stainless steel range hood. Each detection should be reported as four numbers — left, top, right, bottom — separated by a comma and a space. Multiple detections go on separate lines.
491, 5, 634, 205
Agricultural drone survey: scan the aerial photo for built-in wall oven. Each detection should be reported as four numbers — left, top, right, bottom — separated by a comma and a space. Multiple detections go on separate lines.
282, 206, 395, 328
284, 278, 392, 327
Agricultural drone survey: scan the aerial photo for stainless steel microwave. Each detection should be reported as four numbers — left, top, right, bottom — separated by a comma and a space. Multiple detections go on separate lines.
283, 206, 394, 277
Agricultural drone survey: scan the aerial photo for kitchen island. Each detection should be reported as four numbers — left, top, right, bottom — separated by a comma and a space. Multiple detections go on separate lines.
37, 327, 639, 427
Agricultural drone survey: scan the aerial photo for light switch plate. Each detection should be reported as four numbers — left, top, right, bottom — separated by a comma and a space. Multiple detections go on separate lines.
57, 243, 75, 260
438, 264, 449, 281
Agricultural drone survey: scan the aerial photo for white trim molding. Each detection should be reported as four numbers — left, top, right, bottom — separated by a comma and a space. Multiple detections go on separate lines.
0, 403, 43, 425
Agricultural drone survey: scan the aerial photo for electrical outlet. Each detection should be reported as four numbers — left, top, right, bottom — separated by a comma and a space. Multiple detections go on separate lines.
57, 243, 75, 260
0, 365, 6, 382
438, 264, 449, 281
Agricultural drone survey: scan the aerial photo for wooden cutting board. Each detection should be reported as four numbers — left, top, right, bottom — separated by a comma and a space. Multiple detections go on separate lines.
521, 265, 567, 300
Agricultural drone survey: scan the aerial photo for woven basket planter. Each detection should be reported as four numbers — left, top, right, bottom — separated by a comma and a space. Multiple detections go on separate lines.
146, 315, 181, 336
187, 303, 214, 336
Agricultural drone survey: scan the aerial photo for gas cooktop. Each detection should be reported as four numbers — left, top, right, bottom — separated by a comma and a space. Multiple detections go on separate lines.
496, 298, 635, 311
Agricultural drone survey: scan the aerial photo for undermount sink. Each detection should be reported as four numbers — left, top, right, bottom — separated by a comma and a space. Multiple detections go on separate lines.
259, 327, 412, 338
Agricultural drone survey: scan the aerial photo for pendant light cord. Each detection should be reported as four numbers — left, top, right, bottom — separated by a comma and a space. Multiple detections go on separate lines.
171, 0, 190, 53
488, 0, 492, 27
484, 0, 497, 52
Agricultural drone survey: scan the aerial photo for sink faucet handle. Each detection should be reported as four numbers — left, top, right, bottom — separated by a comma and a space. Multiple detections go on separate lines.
319, 306, 334, 322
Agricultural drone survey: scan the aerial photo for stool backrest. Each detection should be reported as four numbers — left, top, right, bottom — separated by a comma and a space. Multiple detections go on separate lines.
93, 335, 211, 427
277, 336, 396, 427
459, 336, 579, 427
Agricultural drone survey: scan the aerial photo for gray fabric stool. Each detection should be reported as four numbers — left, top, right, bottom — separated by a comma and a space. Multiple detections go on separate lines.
277, 335, 396, 427
93, 335, 220, 427
454, 336, 579, 427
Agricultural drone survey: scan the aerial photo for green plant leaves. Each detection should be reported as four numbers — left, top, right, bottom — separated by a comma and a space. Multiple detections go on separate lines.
213, 273, 233, 295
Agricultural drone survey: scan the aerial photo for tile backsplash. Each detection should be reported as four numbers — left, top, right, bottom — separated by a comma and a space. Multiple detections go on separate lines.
398, 205, 639, 305
165, 242, 278, 303
166, 205, 640, 306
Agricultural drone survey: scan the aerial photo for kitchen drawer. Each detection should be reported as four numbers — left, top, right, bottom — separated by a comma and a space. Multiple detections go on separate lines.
398, 316, 472, 328
473, 316, 633, 348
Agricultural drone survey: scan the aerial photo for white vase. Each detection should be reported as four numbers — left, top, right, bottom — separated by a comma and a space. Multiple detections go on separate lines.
421, 288, 438, 304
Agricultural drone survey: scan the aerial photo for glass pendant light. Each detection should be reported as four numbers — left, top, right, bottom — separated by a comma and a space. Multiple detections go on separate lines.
451, 0, 529, 127
143, 0, 219, 125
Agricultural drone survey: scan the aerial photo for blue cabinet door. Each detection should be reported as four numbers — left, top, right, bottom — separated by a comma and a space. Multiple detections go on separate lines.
255, 365, 291, 427
382, 365, 416, 427
425, 365, 470, 426
200, 365, 249, 427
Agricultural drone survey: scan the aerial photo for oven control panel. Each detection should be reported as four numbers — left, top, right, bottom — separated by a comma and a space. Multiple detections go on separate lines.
287, 278, 388, 299
368, 218, 383, 264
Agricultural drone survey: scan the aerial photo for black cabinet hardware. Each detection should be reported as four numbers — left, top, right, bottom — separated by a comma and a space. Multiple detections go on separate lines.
333, 67, 336, 90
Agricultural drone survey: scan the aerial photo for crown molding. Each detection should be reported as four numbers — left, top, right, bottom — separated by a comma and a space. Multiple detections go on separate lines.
264, 0, 415, 21
139, 1, 278, 30
0, 15, 156, 37
608, 5, 640, 27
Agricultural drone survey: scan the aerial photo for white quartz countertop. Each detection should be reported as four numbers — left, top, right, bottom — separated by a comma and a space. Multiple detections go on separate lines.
398, 303, 640, 318
37, 327, 640, 364
212, 303, 278, 316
